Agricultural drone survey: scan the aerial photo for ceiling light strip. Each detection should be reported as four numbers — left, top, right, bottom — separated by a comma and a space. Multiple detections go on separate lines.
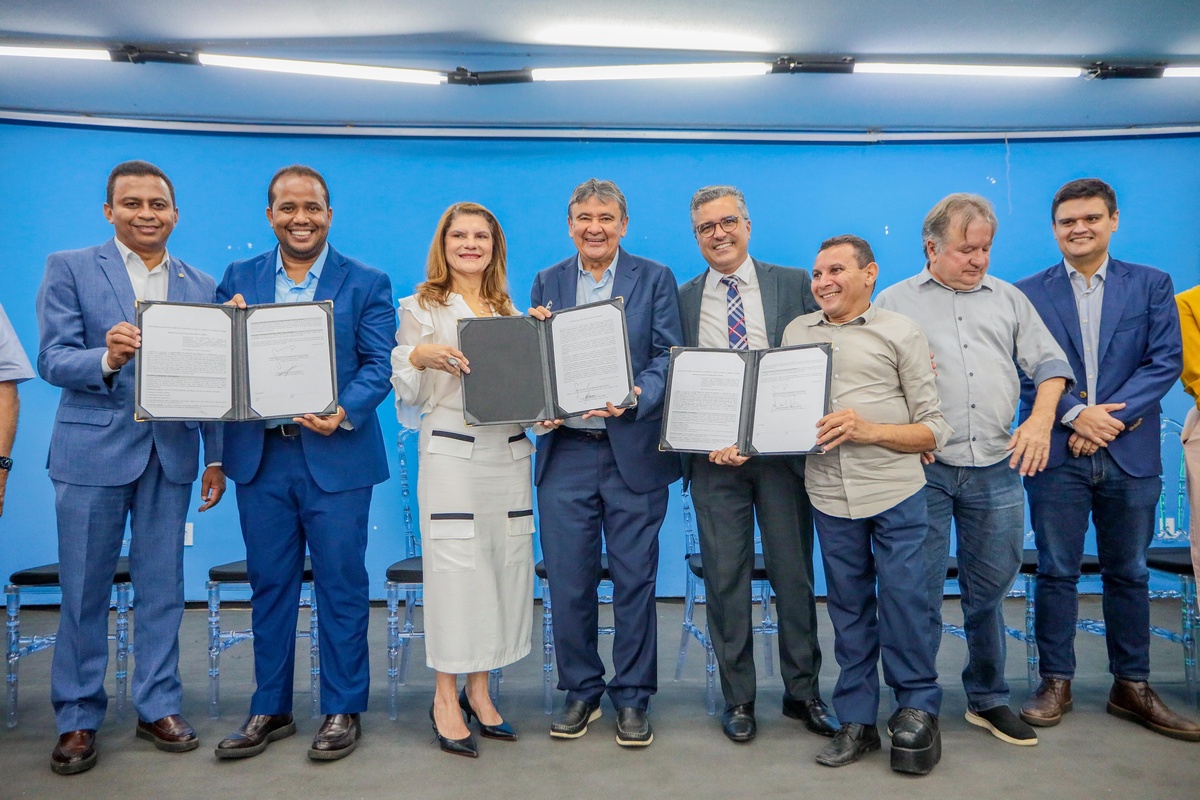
531, 62, 773, 81
855, 62, 1082, 78
0, 45, 110, 61
196, 53, 446, 85
1164, 67, 1200, 78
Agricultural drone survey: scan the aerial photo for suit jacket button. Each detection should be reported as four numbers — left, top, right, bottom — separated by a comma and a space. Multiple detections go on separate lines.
1079, 390, 1087, 398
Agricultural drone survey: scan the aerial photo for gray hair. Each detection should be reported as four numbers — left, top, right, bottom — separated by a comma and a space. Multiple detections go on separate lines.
922, 193, 998, 259
568, 178, 628, 220
689, 185, 750, 222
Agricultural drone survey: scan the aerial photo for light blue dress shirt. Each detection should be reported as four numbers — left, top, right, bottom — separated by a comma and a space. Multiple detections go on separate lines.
1062, 257, 1108, 426
274, 243, 329, 304
565, 253, 618, 430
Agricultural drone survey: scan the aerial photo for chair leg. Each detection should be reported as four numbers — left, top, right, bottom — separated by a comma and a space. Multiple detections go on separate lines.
488, 668, 501, 703
398, 587, 417, 686
1182, 576, 1197, 708
1025, 573, 1038, 688
6, 584, 19, 729
207, 581, 221, 719
758, 582, 776, 679
542, 579, 555, 715
674, 576, 696, 682
386, 581, 400, 721
114, 582, 131, 723
308, 587, 321, 719
703, 619, 717, 716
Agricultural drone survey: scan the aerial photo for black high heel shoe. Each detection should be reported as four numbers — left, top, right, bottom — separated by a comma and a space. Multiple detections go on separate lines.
430, 703, 478, 758
459, 687, 519, 741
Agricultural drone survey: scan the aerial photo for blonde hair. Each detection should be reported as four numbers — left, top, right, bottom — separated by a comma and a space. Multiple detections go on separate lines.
416, 202, 515, 315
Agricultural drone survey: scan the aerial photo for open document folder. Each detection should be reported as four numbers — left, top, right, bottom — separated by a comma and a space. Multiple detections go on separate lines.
134, 300, 338, 421
457, 298, 636, 426
659, 344, 831, 455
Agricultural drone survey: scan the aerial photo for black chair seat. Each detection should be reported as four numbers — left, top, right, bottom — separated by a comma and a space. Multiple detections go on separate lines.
386, 557, 423, 584
11, 556, 132, 587
1146, 546, 1196, 575
535, 555, 611, 582
1018, 550, 1102, 575
210, 556, 313, 583
686, 552, 768, 581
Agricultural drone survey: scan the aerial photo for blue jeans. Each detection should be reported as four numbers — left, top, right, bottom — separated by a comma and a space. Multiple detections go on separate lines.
813, 491, 942, 725
1024, 448, 1159, 681
923, 459, 1024, 712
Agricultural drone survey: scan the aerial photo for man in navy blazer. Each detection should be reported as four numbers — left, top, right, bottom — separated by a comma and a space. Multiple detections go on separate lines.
214, 166, 395, 761
36, 161, 226, 775
1016, 178, 1199, 741
676, 185, 835, 743
530, 179, 682, 747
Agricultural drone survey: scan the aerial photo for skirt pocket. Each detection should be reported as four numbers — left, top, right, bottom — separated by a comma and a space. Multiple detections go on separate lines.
505, 509, 535, 566
428, 512, 476, 572
508, 432, 535, 460
427, 430, 475, 459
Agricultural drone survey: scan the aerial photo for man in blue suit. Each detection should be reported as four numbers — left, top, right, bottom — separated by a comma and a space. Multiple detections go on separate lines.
36, 160, 226, 775
1016, 178, 1199, 741
214, 166, 395, 761
530, 179, 683, 747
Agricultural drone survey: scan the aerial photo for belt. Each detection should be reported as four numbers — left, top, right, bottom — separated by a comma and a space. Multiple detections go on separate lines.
269, 423, 303, 438
555, 426, 608, 442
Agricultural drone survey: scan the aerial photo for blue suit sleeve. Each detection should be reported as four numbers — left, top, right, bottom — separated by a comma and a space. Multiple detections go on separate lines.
215, 264, 236, 304
35, 252, 115, 395
530, 272, 545, 309
339, 270, 397, 427
630, 267, 683, 417
1108, 271, 1183, 424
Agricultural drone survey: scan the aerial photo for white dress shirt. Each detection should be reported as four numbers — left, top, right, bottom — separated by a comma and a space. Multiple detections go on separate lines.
698, 256, 769, 351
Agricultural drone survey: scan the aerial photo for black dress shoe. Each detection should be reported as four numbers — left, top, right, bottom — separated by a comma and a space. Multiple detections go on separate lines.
214, 714, 296, 759
459, 687, 518, 741
816, 723, 881, 767
782, 696, 840, 737
309, 713, 362, 761
135, 714, 199, 753
615, 707, 653, 747
890, 708, 941, 775
50, 729, 98, 775
550, 699, 602, 739
430, 704, 478, 758
721, 703, 756, 743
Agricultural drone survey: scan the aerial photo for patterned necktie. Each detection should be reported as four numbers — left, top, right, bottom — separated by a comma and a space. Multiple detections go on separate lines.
722, 275, 748, 350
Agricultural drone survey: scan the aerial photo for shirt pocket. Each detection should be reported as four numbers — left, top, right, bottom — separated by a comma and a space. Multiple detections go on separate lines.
505, 509, 535, 566
508, 432, 534, 460
426, 430, 475, 459
427, 512, 476, 572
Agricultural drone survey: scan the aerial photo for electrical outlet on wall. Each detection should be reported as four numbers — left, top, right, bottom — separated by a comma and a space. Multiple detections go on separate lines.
185, 522, 194, 546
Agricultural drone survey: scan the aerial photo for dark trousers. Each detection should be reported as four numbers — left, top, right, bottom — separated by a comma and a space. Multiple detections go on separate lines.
537, 435, 668, 710
235, 433, 373, 715
690, 456, 822, 706
813, 491, 942, 725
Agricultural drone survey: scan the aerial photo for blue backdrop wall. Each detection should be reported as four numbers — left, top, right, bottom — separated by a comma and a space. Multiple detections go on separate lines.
2, 120, 1199, 601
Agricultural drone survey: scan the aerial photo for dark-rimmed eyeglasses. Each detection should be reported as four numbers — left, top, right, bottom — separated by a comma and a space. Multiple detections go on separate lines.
694, 215, 742, 238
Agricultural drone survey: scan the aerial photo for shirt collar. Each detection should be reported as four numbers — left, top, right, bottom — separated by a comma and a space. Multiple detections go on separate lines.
576, 251, 618, 283
705, 255, 756, 291
113, 236, 169, 273
917, 264, 995, 293
275, 243, 330, 286
809, 302, 874, 327
1063, 255, 1109, 285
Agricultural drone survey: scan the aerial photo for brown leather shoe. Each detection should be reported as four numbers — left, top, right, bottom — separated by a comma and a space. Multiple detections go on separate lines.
309, 713, 362, 761
50, 729, 97, 775
1019, 678, 1073, 727
215, 714, 297, 759
135, 714, 199, 752
1107, 679, 1200, 742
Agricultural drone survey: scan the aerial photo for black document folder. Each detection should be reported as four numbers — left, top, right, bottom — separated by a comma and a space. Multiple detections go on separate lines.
457, 298, 636, 426
659, 344, 831, 455
134, 300, 338, 422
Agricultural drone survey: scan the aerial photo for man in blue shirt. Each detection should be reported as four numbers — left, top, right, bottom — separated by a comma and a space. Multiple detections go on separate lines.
0, 302, 34, 518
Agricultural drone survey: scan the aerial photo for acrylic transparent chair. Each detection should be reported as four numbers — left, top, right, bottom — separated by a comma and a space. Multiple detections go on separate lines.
385, 429, 500, 721
6, 544, 134, 729
206, 556, 319, 719
673, 486, 777, 716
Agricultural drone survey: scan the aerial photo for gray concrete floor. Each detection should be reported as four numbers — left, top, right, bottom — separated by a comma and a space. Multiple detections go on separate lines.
2, 596, 1198, 800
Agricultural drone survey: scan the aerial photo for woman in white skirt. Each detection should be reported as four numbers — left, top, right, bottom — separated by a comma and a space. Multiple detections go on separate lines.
391, 203, 533, 757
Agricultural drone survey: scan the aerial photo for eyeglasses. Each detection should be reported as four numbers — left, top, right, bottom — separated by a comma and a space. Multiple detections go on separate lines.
694, 215, 742, 238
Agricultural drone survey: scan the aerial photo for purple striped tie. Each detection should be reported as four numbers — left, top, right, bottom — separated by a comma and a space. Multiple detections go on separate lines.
722, 276, 748, 350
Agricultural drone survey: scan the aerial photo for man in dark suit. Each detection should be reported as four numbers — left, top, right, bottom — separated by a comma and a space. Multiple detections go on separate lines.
214, 166, 395, 761
529, 178, 683, 747
1016, 178, 1199, 741
36, 160, 226, 774
676, 185, 836, 743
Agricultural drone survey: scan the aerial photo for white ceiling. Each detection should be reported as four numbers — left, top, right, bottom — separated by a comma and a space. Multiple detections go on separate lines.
2, 0, 1199, 132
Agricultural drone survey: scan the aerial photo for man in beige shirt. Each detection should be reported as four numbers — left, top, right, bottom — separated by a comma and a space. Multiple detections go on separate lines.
781, 234, 951, 776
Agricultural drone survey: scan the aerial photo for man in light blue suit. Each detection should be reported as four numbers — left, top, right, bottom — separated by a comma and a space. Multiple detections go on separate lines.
214, 166, 395, 762
530, 179, 683, 747
36, 161, 226, 775
1016, 178, 1199, 741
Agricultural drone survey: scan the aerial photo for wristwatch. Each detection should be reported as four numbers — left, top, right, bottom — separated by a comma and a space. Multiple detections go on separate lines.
0, 456, 11, 471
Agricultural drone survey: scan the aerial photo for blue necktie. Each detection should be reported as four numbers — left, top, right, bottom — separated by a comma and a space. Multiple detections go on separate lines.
722, 276, 748, 350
